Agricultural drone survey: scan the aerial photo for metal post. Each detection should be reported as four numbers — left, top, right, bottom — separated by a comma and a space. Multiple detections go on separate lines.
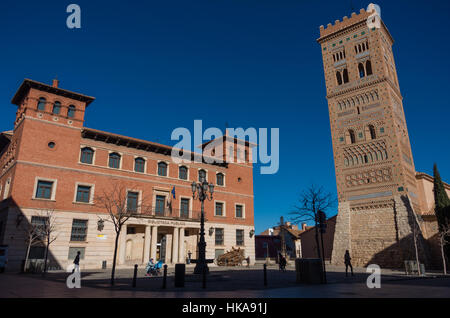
162, 264, 167, 289
263, 264, 267, 286
320, 229, 327, 284
132, 264, 138, 288
194, 199, 209, 275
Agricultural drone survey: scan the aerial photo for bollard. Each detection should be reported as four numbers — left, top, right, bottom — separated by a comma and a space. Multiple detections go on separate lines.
132, 264, 138, 288
162, 264, 168, 289
263, 263, 267, 287
175, 264, 185, 288
202, 267, 206, 289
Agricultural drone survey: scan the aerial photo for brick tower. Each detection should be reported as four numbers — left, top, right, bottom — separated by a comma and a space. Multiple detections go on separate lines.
317, 5, 426, 268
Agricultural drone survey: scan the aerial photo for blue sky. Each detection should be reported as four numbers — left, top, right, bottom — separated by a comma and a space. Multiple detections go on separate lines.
0, 0, 449, 233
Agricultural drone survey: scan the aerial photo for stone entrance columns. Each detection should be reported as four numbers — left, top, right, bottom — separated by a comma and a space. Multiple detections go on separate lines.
150, 225, 158, 261
172, 227, 179, 264
178, 227, 185, 263
118, 225, 127, 265
143, 225, 151, 263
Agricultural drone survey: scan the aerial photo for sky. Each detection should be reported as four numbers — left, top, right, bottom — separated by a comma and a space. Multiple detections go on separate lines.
0, 0, 449, 233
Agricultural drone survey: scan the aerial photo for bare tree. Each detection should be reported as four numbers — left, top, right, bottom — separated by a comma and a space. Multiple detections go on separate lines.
40, 209, 58, 276
95, 181, 152, 285
22, 220, 43, 273
438, 224, 450, 275
290, 184, 335, 260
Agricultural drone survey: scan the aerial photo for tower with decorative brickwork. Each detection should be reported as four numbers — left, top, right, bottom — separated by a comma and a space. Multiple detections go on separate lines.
317, 5, 426, 268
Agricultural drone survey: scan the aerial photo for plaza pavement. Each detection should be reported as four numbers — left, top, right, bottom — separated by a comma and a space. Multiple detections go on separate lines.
0, 264, 449, 298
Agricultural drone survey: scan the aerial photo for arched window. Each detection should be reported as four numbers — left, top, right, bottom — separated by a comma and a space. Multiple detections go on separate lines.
216, 173, 224, 186
179, 166, 188, 180
344, 157, 349, 166
349, 129, 356, 144
366, 60, 373, 75
68, 105, 76, 118
358, 63, 365, 78
158, 162, 168, 176
336, 71, 342, 85
80, 147, 94, 164
134, 157, 145, 173
357, 107, 360, 115
198, 169, 206, 182
108, 152, 121, 169
369, 125, 376, 140
364, 154, 368, 163
333, 54, 336, 62
343, 69, 349, 83
37, 97, 46, 111
52, 101, 61, 114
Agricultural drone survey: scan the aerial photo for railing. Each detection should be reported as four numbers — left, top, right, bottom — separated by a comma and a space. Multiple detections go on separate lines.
129, 207, 201, 221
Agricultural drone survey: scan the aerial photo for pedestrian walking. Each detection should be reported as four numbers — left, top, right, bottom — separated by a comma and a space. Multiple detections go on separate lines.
344, 250, 354, 277
72, 251, 81, 273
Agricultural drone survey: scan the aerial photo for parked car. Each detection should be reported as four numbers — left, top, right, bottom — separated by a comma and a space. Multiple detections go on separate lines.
0, 245, 8, 272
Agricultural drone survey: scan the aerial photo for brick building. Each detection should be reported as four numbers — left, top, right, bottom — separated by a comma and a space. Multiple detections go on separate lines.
317, 5, 449, 268
0, 78, 256, 271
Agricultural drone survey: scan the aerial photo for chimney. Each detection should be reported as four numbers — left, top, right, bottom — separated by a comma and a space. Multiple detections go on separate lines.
52, 78, 59, 88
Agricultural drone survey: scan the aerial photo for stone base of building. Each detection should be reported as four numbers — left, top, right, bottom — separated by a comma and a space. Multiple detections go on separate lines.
331, 195, 431, 269
1, 207, 256, 272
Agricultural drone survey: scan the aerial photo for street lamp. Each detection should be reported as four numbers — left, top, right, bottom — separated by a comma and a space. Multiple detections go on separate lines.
191, 176, 214, 274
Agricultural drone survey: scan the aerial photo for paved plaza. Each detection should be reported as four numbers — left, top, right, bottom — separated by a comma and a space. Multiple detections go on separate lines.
0, 263, 449, 298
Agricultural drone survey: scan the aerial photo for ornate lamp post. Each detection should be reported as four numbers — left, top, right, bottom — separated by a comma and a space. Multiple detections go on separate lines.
191, 177, 214, 274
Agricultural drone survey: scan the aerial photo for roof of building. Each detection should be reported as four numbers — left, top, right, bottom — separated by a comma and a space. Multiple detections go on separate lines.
416, 171, 450, 189
11, 79, 95, 106
259, 224, 314, 239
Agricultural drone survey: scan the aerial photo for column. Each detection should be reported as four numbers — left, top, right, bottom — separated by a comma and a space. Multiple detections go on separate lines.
143, 225, 151, 263
118, 225, 127, 265
150, 226, 158, 261
178, 227, 185, 263
172, 226, 179, 264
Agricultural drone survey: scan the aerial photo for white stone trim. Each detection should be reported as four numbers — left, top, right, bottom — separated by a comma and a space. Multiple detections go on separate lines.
73, 182, 95, 204
157, 160, 170, 177
107, 150, 123, 170
133, 155, 147, 174
178, 195, 193, 218
79, 145, 97, 165
234, 202, 245, 219
215, 171, 226, 187
177, 164, 190, 181
214, 200, 226, 217
32, 176, 58, 201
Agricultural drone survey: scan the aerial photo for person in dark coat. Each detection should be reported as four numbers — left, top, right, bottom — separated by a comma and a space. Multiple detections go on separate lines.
72, 251, 81, 273
344, 250, 354, 276
278, 253, 287, 272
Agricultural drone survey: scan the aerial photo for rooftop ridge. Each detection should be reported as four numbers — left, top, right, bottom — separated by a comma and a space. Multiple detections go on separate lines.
318, 6, 374, 39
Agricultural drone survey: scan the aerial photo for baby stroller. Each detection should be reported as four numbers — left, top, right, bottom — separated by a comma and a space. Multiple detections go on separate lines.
145, 260, 163, 276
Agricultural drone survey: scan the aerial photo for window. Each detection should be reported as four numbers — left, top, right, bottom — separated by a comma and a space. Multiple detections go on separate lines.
235, 204, 243, 218
216, 173, 224, 186
108, 153, 121, 169
36, 180, 54, 199
134, 157, 145, 173
67, 105, 76, 118
236, 229, 244, 246
70, 219, 88, 241
198, 169, 206, 182
358, 63, 365, 78
68, 247, 85, 260
215, 202, 224, 216
180, 198, 190, 218
369, 125, 376, 140
179, 166, 188, 180
215, 228, 224, 246
29, 246, 46, 259
80, 147, 94, 164
37, 97, 46, 111
76, 185, 91, 203
158, 162, 167, 176
347, 130, 356, 144
336, 71, 342, 85
366, 60, 373, 75
155, 195, 165, 216
52, 101, 61, 114
31, 216, 48, 239
343, 69, 349, 83
127, 191, 139, 213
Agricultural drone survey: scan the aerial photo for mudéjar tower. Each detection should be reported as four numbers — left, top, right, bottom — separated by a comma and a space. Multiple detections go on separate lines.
317, 5, 425, 267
